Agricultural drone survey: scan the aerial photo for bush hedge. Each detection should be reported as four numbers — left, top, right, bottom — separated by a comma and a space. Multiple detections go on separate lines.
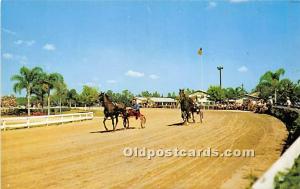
274, 155, 300, 189
271, 107, 300, 152
1, 107, 71, 116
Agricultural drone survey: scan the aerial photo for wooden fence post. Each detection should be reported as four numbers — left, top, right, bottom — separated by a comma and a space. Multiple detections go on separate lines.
61, 115, 63, 125
27, 117, 30, 128
3, 120, 6, 131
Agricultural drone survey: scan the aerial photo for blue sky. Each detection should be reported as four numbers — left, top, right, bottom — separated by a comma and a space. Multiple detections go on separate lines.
2, 0, 300, 96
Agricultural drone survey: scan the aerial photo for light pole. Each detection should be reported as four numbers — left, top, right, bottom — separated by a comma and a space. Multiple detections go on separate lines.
217, 66, 223, 88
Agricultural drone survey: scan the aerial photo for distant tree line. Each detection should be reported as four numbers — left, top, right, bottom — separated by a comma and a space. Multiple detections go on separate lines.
255, 68, 300, 105
8, 67, 183, 115
136, 88, 196, 99
10, 66, 102, 115
207, 86, 247, 102
206, 68, 300, 105
7, 66, 300, 116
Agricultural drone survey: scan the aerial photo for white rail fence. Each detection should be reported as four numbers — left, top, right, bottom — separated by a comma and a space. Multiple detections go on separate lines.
252, 136, 300, 189
0, 112, 94, 130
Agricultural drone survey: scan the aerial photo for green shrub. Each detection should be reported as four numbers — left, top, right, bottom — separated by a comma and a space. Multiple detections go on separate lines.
274, 155, 300, 189
271, 107, 300, 151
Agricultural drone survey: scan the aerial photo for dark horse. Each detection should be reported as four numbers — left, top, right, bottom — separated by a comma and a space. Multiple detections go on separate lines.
99, 92, 126, 131
179, 89, 203, 124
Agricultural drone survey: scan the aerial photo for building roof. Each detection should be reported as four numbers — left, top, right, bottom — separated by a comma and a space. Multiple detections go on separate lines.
189, 90, 208, 98
149, 97, 177, 103
244, 92, 260, 99
136, 97, 148, 101
190, 90, 208, 95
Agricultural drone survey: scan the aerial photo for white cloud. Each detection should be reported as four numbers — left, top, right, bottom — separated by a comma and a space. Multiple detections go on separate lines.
79, 82, 101, 88
229, 0, 249, 3
149, 74, 159, 80
2, 28, 17, 36
2, 53, 27, 64
238, 66, 248, 72
2, 53, 13, 60
207, 1, 217, 8
106, 80, 117, 84
85, 82, 96, 86
43, 43, 56, 51
25, 40, 35, 46
14, 40, 36, 46
125, 70, 145, 77
17, 55, 28, 65
14, 40, 23, 45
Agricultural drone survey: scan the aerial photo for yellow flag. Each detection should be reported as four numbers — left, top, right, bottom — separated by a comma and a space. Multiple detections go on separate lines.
198, 48, 203, 55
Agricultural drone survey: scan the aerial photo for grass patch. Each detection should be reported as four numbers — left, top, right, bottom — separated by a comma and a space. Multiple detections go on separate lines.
274, 155, 300, 189
61, 109, 86, 114
61, 109, 104, 117
89, 110, 104, 117
244, 172, 258, 189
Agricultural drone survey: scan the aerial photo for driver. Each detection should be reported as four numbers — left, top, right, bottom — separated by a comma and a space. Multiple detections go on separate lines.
131, 98, 140, 119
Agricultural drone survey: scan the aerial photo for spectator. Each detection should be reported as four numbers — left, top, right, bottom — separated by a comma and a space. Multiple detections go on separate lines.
287, 97, 292, 107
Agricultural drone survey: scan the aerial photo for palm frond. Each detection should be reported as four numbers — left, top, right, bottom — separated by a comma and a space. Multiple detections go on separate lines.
259, 71, 272, 83
11, 74, 24, 82
13, 83, 26, 94
276, 68, 285, 77
19, 66, 31, 81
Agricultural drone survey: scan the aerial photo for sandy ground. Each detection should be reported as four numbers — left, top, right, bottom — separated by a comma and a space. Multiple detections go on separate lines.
1, 109, 287, 189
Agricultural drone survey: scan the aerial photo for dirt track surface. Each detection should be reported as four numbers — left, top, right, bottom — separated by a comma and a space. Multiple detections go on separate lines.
1, 109, 287, 189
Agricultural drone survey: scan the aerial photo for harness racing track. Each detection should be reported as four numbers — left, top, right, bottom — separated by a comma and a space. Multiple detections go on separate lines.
1, 109, 287, 189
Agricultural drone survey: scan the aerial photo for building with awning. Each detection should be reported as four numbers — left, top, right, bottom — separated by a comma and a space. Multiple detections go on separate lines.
135, 97, 177, 108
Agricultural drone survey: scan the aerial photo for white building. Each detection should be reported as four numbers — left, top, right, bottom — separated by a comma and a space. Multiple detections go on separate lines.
189, 90, 214, 105
135, 97, 177, 108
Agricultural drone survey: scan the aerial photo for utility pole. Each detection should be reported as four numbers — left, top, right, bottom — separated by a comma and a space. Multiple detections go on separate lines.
217, 66, 223, 88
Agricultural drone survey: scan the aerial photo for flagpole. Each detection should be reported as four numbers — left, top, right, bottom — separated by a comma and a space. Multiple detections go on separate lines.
202, 54, 204, 90
198, 48, 203, 91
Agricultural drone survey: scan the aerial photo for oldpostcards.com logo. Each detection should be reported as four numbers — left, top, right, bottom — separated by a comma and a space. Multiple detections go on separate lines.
123, 147, 255, 160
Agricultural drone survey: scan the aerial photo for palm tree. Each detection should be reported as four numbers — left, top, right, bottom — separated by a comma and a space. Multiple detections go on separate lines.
259, 68, 285, 103
31, 72, 48, 111
67, 89, 78, 107
55, 81, 68, 113
43, 73, 64, 115
11, 66, 43, 116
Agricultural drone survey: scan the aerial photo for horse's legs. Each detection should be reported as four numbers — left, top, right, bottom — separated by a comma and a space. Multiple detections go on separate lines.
115, 115, 119, 130
126, 117, 130, 129
181, 111, 185, 121
111, 116, 115, 131
185, 112, 189, 125
199, 111, 203, 123
140, 115, 146, 128
182, 111, 187, 125
186, 112, 189, 123
122, 115, 127, 129
139, 115, 143, 128
192, 111, 195, 123
103, 117, 108, 131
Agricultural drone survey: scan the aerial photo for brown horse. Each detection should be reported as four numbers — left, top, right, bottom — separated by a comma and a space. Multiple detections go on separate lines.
179, 89, 203, 124
123, 109, 146, 129
99, 92, 126, 131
